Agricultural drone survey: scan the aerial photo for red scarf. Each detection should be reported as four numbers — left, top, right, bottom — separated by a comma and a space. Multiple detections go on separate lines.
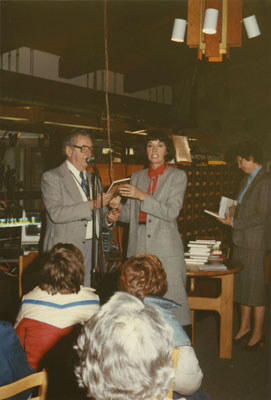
138, 163, 167, 223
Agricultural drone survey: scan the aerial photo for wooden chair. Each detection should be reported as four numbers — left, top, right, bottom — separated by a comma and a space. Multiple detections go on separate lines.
166, 347, 180, 399
0, 369, 48, 400
19, 252, 39, 300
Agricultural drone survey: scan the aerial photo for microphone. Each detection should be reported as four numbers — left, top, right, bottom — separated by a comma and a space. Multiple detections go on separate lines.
87, 156, 100, 178
86, 157, 96, 167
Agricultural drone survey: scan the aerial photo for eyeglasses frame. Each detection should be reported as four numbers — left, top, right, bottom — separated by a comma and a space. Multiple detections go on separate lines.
71, 144, 94, 153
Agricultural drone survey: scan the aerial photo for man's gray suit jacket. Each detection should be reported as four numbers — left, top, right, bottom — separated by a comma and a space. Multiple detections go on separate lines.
41, 161, 96, 253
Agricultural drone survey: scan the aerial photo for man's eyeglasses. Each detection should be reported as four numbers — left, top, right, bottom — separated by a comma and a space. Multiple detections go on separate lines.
72, 145, 93, 153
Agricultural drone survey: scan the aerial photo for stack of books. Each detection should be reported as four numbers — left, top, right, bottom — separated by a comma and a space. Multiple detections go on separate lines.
184, 239, 221, 265
208, 248, 224, 263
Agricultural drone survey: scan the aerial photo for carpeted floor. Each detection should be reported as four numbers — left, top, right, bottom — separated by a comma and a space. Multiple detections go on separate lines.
193, 308, 270, 400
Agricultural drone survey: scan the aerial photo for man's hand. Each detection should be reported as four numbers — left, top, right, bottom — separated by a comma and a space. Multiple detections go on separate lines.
218, 212, 233, 227
107, 208, 121, 223
110, 195, 121, 209
90, 193, 112, 210
228, 204, 236, 218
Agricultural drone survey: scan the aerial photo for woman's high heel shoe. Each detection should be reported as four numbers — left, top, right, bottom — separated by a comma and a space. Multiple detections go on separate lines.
242, 335, 265, 352
233, 330, 251, 345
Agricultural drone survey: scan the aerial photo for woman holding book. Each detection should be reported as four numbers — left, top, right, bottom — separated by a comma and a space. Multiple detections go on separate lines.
118, 130, 191, 327
219, 141, 271, 351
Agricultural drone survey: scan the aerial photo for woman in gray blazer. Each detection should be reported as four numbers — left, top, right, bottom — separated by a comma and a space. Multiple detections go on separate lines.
219, 141, 271, 351
118, 131, 191, 326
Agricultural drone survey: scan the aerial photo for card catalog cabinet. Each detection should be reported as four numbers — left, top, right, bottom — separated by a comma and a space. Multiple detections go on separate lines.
177, 164, 241, 246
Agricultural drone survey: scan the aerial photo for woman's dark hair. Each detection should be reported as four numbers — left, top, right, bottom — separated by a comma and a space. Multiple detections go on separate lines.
118, 254, 168, 300
145, 130, 175, 162
40, 243, 84, 295
235, 141, 263, 164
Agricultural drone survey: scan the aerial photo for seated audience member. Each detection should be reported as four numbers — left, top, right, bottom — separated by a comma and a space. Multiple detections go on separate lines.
14, 243, 100, 371
0, 320, 35, 400
74, 291, 175, 400
118, 254, 203, 397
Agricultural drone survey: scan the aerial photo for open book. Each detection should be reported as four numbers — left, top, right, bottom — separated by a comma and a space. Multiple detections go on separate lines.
107, 177, 131, 195
204, 196, 237, 219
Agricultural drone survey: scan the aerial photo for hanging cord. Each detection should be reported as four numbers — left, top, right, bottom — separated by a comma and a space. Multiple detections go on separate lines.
104, 0, 114, 183
88, 0, 112, 286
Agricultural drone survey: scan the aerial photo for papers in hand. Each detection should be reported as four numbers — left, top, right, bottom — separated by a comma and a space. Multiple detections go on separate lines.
107, 177, 130, 195
204, 196, 237, 219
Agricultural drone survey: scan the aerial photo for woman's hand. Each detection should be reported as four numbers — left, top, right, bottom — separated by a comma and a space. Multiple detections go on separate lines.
118, 184, 146, 202
218, 212, 233, 227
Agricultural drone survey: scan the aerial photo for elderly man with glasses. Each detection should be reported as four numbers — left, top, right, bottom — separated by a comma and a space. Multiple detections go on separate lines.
41, 130, 120, 287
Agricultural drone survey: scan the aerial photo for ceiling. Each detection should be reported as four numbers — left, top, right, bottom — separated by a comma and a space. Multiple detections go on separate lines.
2, 0, 269, 91
1, 0, 194, 92
0, 0, 270, 147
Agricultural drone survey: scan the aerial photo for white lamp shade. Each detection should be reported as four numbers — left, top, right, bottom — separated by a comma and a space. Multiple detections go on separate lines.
202, 8, 219, 34
243, 15, 261, 39
171, 18, 187, 42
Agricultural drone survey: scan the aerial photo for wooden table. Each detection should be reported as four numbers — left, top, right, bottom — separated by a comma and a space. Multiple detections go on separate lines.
186, 262, 242, 359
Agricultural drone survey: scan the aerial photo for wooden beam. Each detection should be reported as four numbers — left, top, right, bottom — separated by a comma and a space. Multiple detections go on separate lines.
0, 105, 31, 120
227, 0, 242, 47
204, 0, 221, 59
187, 0, 202, 47
0, 70, 174, 132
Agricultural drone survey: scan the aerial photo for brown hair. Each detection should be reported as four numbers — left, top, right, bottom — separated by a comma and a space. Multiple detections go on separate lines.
235, 140, 263, 164
118, 254, 167, 300
40, 243, 84, 295
145, 130, 175, 162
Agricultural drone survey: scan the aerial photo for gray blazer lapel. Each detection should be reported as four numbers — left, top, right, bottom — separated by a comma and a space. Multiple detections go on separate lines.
59, 162, 84, 203
241, 168, 264, 204
237, 175, 248, 198
154, 167, 171, 196
138, 169, 150, 192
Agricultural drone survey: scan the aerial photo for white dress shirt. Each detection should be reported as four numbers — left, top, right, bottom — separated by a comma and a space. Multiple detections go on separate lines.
66, 160, 99, 239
